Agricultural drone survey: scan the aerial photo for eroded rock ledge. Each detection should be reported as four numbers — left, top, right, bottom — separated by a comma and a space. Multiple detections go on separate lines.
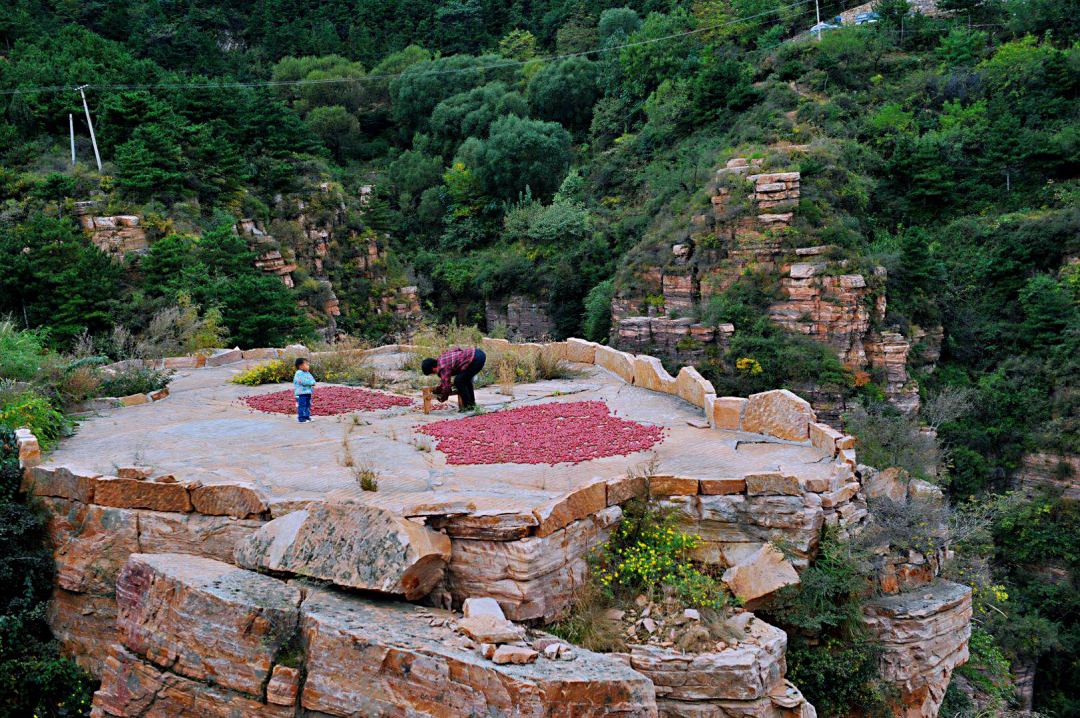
91, 553, 658, 717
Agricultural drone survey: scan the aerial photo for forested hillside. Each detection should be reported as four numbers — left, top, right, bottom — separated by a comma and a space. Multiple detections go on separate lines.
1, 0, 1078, 715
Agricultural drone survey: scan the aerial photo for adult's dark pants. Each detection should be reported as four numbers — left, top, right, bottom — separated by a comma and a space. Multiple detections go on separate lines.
454, 349, 486, 409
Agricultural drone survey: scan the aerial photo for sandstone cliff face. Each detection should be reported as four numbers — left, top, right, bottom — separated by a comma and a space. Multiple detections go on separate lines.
863, 580, 973, 718
78, 213, 149, 256
610, 156, 941, 420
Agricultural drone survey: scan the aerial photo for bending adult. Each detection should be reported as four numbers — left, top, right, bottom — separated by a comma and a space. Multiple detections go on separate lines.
422, 347, 487, 411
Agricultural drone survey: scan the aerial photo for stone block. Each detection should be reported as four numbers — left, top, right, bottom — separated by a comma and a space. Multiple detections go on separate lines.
721, 544, 800, 609
266, 665, 300, 706
41, 499, 141, 594
700, 478, 747, 495
47, 588, 117, 677
428, 511, 537, 541
492, 645, 538, 665
23, 465, 100, 502
456, 614, 525, 644
15, 428, 41, 468
300, 587, 657, 717
606, 474, 647, 506
741, 389, 814, 441
446, 506, 621, 622
564, 337, 598, 364
711, 397, 747, 431
462, 597, 505, 619
594, 345, 636, 383
94, 476, 193, 512
115, 554, 303, 696
532, 476, 608, 538
92, 643, 295, 718
241, 348, 282, 360
206, 348, 244, 366
820, 481, 860, 508
629, 614, 788, 701
809, 421, 844, 457
674, 366, 716, 409
234, 502, 451, 600
633, 355, 677, 393
120, 393, 150, 406
649, 475, 699, 498
117, 466, 152, 480
148, 387, 169, 402
190, 482, 268, 519
745, 472, 801, 496
162, 356, 199, 369
137, 511, 264, 563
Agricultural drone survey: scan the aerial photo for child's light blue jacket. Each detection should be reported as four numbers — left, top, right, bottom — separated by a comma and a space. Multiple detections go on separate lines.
293, 370, 316, 396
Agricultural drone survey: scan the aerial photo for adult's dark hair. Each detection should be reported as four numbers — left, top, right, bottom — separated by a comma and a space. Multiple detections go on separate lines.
295, 357, 308, 369
421, 358, 438, 375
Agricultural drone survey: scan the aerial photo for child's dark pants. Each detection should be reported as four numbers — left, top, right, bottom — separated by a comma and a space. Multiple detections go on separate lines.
297, 394, 312, 422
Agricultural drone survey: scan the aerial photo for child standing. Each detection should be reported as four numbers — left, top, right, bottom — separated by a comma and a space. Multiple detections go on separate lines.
293, 357, 316, 423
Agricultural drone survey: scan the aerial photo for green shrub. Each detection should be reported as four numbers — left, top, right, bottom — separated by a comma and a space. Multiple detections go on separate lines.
98, 366, 172, 397
0, 319, 46, 381
785, 637, 893, 717
583, 279, 615, 343
0, 392, 70, 450
0, 425, 97, 716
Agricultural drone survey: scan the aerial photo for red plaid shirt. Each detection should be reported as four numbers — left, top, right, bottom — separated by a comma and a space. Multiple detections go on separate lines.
435, 347, 476, 399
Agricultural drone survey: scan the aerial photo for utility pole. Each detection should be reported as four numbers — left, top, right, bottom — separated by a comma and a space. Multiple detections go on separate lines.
76, 85, 102, 171
69, 113, 76, 166
815, 0, 822, 41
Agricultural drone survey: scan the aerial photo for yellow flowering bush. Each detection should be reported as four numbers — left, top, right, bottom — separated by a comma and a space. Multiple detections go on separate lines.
736, 357, 763, 375
232, 360, 293, 386
592, 498, 727, 610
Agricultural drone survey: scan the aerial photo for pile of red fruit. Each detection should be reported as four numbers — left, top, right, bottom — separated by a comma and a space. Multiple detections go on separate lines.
416, 400, 665, 465
242, 386, 414, 416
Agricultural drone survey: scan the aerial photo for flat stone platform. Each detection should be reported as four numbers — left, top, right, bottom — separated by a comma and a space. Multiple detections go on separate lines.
45, 352, 832, 521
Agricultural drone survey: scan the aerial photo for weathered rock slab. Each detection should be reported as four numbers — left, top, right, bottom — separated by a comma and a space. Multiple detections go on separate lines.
300, 587, 658, 717
721, 544, 800, 609
234, 501, 450, 600
92, 643, 295, 718
115, 554, 303, 696
741, 389, 814, 441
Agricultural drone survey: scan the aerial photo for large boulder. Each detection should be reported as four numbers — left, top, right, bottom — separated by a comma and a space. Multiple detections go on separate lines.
721, 543, 800, 609
234, 501, 451, 600
115, 554, 303, 696
741, 389, 815, 441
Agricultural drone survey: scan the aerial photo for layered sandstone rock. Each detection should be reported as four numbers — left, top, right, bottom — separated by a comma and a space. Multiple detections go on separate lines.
862, 580, 972, 718
721, 544, 800, 609
445, 506, 622, 621
485, 295, 557, 340
1014, 451, 1080, 501
234, 502, 451, 600
79, 214, 148, 256
300, 586, 659, 717
92, 643, 296, 718
115, 554, 303, 696
741, 390, 815, 442
628, 612, 815, 717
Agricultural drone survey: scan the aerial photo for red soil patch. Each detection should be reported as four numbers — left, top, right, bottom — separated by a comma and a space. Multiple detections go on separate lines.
242, 386, 413, 415
416, 400, 665, 465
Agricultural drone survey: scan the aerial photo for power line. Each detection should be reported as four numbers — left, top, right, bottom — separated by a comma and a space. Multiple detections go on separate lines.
0, 0, 820, 96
